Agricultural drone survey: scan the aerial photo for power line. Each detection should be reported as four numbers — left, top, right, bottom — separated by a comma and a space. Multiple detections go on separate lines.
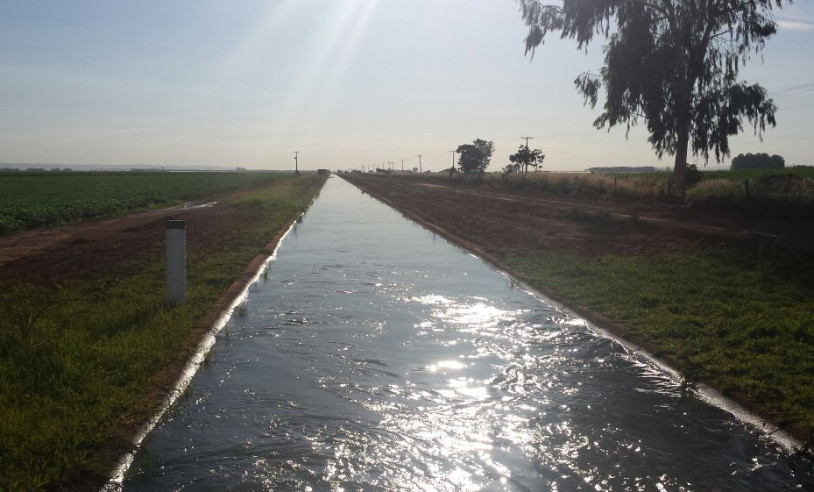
771, 81, 814, 99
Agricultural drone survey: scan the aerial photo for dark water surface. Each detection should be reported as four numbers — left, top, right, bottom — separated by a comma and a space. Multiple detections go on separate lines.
124, 177, 812, 490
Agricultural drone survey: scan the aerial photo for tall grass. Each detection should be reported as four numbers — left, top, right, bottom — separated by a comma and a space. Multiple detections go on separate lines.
378, 167, 814, 206
0, 175, 326, 490
384, 170, 672, 200
689, 169, 814, 204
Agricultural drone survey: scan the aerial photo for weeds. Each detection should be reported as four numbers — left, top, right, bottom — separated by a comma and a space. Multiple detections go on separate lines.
379, 167, 814, 209
0, 174, 327, 490
235, 302, 249, 317
502, 244, 814, 437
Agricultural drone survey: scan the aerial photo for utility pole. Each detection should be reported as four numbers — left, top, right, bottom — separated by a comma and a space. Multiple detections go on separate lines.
401, 159, 404, 172
521, 136, 534, 149
449, 150, 457, 173
388, 161, 394, 171
417, 154, 422, 173
294, 151, 299, 175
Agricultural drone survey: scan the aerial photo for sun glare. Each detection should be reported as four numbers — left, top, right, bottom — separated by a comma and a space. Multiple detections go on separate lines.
274, 0, 380, 136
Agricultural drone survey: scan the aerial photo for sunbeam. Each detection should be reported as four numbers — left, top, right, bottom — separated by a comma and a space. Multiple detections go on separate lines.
270, 0, 380, 140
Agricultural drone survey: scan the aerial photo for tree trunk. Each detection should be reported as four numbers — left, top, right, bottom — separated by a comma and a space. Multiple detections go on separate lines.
673, 124, 689, 198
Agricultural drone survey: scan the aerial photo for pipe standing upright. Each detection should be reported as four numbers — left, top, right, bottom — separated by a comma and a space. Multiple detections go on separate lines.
166, 220, 186, 305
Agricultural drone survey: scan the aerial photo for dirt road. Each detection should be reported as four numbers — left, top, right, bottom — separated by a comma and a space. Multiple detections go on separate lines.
342, 174, 810, 259
0, 189, 267, 288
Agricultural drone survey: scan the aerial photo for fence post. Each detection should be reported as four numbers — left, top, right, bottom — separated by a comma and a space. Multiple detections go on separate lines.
166, 220, 186, 306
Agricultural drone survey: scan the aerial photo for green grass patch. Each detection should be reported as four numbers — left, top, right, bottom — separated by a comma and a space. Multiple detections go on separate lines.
0, 171, 291, 235
502, 245, 814, 438
0, 175, 326, 490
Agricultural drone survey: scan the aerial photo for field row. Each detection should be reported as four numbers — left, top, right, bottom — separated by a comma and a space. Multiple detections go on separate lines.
0, 171, 291, 235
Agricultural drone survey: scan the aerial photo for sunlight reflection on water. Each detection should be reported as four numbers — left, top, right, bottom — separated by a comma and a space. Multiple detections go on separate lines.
123, 177, 813, 491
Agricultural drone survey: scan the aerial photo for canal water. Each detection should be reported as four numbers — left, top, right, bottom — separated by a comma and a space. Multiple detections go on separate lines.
123, 177, 812, 490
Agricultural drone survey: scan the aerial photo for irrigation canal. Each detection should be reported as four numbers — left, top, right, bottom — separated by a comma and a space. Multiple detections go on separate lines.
123, 176, 812, 490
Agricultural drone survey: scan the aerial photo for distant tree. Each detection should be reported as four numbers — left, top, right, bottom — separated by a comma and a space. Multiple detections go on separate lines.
503, 163, 521, 173
456, 139, 495, 175
517, 0, 785, 191
509, 145, 545, 173
731, 153, 785, 170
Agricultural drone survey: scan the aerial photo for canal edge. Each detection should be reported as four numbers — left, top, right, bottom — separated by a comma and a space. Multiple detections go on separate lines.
341, 175, 806, 454
102, 207, 310, 490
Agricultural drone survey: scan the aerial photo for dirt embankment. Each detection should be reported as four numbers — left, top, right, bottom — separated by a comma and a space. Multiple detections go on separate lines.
341, 173, 814, 443
0, 179, 322, 490
342, 173, 811, 261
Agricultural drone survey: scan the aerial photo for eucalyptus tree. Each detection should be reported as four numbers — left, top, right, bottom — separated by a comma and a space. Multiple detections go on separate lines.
517, 0, 787, 190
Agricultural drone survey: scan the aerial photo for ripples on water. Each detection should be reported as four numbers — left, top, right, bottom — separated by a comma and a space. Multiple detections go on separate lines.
124, 177, 812, 491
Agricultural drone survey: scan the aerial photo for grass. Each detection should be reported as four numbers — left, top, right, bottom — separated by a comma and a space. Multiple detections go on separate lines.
0, 170, 290, 235
0, 174, 326, 490
347, 171, 814, 447
502, 244, 814, 440
689, 168, 814, 205
390, 169, 671, 201
378, 166, 814, 206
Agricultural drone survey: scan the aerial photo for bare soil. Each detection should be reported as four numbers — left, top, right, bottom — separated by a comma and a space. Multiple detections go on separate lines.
0, 186, 272, 287
343, 174, 813, 260
0, 182, 312, 490
341, 173, 814, 445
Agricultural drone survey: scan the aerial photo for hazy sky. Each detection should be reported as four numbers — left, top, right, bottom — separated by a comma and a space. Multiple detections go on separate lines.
2, 1, 813, 171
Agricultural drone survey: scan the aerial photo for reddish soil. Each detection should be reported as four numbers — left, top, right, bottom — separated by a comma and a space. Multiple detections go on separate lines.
0, 182, 311, 490
0, 187, 271, 287
343, 174, 812, 260
343, 174, 814, 446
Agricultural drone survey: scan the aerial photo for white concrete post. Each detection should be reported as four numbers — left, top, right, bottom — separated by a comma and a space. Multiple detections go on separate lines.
166, 220, 186, 305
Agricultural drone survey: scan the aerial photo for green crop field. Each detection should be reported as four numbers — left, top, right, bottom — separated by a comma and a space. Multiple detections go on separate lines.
0, 174, 327, 489
0, 171, 291, 235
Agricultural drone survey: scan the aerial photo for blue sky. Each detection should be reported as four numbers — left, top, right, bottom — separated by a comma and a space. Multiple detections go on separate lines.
1, 0, 812, 171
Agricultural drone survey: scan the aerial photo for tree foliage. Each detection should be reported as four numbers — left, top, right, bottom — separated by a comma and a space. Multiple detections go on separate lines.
456, 139, 495, 175
509, 145, 546, 173
517, 0, 785, 187
731, 152, 785, 170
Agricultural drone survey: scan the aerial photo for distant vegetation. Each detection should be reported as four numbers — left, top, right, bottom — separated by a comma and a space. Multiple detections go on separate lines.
588, 166, 670, 173
507, 145, 545, 173
731, 152, 785, 170
455, 139, 494, 175
373, 167, 814, 211
0, 171, 288, 235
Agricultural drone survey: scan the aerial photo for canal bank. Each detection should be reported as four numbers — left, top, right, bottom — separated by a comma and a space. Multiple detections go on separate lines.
0, 174, 327, 491
122, 176, 812, 490
343, 173, 814, 450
